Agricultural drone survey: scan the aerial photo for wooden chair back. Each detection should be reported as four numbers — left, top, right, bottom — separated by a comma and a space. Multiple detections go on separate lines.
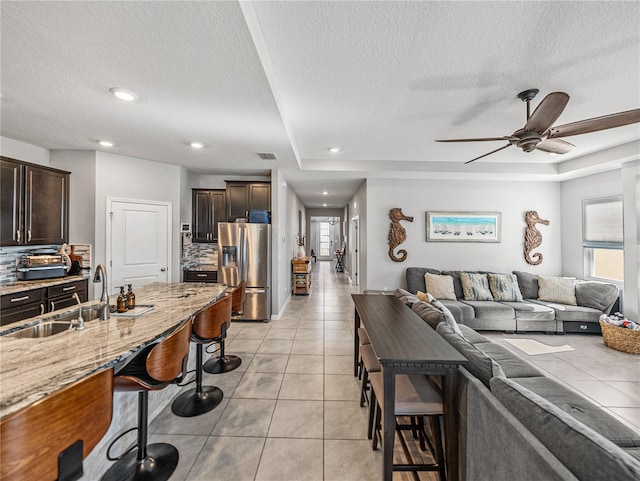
192, 294, 232, 341
146, 320, 192, 382
231, 281, 247, 315
0, 367, 114, 481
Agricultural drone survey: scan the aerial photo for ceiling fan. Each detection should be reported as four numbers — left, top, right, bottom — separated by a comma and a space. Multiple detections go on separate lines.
436, 89, 640, 164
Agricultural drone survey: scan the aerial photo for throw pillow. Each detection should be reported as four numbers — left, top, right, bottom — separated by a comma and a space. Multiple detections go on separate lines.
512, 270, 539, 299
416, 290, 435, 303
460, 272, 493, 301
488, 273, 523, 302
412, 300, 445, 329
431, 299, 466, 339
424, 273, 456, 300
538, 276, 577, 305
393, 288, 418, 306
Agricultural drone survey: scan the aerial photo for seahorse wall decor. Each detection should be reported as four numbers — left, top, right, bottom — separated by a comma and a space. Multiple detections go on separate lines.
388, 208, 414, 262
524, 210, 550, 265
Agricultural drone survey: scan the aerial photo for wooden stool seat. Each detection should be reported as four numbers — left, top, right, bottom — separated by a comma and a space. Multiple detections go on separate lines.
101, 320, 191, 481
359, 343, 380, 407
1, 368, 114, 481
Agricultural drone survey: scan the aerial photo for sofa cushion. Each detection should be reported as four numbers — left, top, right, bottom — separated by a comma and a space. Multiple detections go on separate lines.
461, 300, 515, 320
411, 300, 444, 330
475, 343, 543, 378
436, 322, 494, 386
513, 270, 539, 299
491, 376, 640, 481
439, 299, 475, 323
530, 300, 603, 322
488, 273, 524, 302
405, 267, 441, 294
424, 273, 456, 300
458, 324, 490, 344
460, 272, 494, 301
511, 376, 640, 448
441, 270, 466, 299
500, 301, 555, 321
575, 281, 619, 313
538, 275, 578, 305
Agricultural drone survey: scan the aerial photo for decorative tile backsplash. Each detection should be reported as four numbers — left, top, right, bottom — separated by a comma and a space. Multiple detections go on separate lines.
0, 245, 61, 284
182, 242, 218, 268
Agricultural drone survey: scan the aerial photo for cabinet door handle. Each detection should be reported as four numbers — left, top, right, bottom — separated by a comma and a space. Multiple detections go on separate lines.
27, 230, 32, 242
62, 286, 76, 291
16, 230, 21, 243
50, 301, 55, 311
40, 304, 45, 315
11, 295, 30, 302
197, 274, 207, 277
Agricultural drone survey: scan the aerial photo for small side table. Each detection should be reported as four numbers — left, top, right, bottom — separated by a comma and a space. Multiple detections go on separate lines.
292, 256, 312, 295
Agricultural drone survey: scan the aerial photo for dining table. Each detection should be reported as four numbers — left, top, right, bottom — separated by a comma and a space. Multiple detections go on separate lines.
352, 293, 468, 481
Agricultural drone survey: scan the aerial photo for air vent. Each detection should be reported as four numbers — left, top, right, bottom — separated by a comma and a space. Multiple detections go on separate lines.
257, 152, 277, 160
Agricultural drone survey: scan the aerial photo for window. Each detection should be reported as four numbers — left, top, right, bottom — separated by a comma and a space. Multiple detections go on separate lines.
582, 195, 624, 282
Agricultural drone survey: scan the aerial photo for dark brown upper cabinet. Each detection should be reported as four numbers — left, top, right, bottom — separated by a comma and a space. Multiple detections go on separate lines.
1, 157, 69, 246
225, 181, 271, 221
192, 189, 226, 243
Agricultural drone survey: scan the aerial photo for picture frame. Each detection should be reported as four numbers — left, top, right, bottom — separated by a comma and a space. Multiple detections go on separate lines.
426, 211, 501, 242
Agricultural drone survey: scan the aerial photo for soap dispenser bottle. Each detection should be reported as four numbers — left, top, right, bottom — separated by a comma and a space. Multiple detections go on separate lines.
126, 284, 136, 309
117, 286, 128, 313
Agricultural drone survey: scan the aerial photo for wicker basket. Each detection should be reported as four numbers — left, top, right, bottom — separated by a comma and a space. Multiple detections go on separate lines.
599, 321, 640, 355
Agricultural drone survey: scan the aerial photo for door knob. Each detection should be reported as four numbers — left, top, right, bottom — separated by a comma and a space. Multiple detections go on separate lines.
160, 268, 167, 272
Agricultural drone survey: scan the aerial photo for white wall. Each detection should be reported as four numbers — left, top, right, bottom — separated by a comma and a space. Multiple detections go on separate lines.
364, 178, 562, 291
0, 136, 50, 165
621, 160, 640, 320
93, 151, 184, 288
349, 182, 368, 289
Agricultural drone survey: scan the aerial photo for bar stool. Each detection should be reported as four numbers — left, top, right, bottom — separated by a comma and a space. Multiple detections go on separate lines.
203, 281, 245, 374
1, 368, 114, 481
171, 297, 229, 417
101, 320, 192, 481
359, 343, 380, 407
369, 372, 446, 481
356, 326, 371, 379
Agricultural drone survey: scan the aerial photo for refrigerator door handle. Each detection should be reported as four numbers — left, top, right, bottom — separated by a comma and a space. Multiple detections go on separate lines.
246, 288, 266, 294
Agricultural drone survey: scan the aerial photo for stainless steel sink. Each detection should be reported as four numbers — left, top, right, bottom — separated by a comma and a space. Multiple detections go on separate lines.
1, 304, 104, 339
5, 321, 73, 338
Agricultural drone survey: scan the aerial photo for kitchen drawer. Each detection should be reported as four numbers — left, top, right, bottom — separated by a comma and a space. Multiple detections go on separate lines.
183, 270, 217, 283
47, 279, 88, 299
1, 288, 46, 310
1, 302, 46, 326
49, 291, 87, 312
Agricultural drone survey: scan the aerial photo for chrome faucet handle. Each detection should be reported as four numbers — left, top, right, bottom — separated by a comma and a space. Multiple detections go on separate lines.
73, 293, 85, 330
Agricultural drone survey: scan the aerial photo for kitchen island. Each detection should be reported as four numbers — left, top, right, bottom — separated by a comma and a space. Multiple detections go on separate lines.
0, 282, 227, 420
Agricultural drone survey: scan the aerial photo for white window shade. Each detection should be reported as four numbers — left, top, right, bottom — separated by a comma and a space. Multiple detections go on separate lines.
582, 195, 623, 248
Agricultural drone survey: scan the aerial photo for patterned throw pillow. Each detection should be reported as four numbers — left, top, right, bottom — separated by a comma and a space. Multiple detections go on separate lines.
424, 273, 457, 300
460, 272, 493, 301
538, 276, 577, 305
488, 273, 523, 302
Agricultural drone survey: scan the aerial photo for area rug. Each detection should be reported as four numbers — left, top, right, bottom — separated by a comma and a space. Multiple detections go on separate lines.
504, 339, 574, 356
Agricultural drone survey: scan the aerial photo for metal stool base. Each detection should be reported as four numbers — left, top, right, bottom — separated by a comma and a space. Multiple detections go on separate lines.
101, 443, 178, 481
171, 385, 223, 417
203, 355, 242, 374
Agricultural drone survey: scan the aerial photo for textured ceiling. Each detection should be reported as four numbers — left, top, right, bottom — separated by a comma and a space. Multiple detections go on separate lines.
1, 1, 639, 208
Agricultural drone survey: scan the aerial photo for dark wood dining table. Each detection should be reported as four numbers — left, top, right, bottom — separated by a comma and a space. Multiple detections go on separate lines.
352, 294, 468, 481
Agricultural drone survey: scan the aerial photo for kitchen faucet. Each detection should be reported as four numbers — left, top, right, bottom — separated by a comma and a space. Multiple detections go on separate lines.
93, 264, 110, 320
72, 292, 85, 330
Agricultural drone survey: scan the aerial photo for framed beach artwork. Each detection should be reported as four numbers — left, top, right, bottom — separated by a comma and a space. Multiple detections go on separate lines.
426, 211, 501, 242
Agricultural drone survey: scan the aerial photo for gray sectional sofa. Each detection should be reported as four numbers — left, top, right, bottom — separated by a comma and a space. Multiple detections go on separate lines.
405, 267, 619, 334
396, 291, 640, 481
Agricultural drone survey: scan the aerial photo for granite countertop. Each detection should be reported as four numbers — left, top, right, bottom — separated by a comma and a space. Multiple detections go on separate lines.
183, 263, 217, 272
0, 282, 227, 419
0, 273, 91, 296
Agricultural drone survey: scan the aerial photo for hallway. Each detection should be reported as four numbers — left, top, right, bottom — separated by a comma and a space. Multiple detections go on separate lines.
146, 260, 399, 480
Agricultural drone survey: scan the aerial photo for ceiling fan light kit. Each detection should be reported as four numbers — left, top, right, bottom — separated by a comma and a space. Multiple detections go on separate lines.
437, 88, 640, 164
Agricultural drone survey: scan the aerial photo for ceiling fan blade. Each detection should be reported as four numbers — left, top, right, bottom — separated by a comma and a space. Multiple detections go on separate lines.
547, 108, 640, 138
535, 138, 576, 154
524, 92, 570, 134
464, 143, 512, 164
436, 136, 517, 143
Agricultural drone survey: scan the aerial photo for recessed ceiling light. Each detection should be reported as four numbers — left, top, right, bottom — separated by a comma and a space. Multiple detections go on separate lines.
322, 191, 328, 195
190, 142, 204, 149
328, 147, 341, 153
109, 87, 137, 101
98, 140, 113, 147
323, 203, 328, 207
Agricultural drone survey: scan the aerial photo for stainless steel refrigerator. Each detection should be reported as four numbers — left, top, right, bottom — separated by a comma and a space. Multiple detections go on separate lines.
218, 222, 271, 321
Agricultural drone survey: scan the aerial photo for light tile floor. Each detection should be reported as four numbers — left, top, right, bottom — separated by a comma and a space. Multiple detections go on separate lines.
148, 262, 639, 480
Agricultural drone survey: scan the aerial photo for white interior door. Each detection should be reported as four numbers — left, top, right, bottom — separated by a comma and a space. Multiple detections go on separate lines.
108, 198, 171, 292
